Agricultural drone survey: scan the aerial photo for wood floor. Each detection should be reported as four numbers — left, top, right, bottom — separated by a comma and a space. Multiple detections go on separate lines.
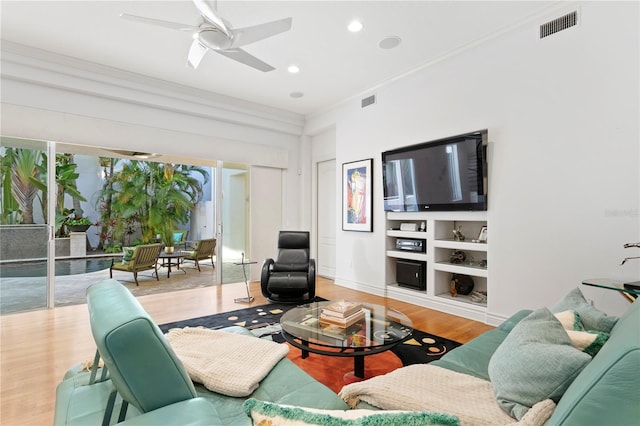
0, 277, 493, 426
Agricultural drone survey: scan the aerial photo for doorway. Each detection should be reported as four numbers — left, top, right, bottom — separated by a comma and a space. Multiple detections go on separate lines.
316, 159, 336, 278
0, 137, 53, 314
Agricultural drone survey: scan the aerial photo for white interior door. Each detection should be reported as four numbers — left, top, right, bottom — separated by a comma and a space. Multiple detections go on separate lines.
316, 159, 336, 278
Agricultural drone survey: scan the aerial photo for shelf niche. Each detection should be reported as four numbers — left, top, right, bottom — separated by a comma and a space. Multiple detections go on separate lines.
385, 212, 489, 322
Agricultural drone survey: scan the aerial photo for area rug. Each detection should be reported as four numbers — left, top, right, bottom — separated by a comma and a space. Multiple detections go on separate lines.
159, 301, 461, 393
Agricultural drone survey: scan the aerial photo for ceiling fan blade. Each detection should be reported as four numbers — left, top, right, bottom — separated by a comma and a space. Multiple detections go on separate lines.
187, 40, 208, 69
215, 48, 275, 72
230, 17, 293, 49
120, 13, 198, 32
192, 0, 230, 37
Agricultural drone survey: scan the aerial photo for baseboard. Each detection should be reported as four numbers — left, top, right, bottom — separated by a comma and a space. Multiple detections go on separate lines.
333, 278, 385, 297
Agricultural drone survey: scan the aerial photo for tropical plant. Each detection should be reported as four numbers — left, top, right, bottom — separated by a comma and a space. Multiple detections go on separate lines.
0, 147, 21, 224
95, 157, 119, 249
105, 160, 208, 245
160, 224, 176, 248
65, 217, 93, 226
9, 148, 40, 224
31, 153, 87, 235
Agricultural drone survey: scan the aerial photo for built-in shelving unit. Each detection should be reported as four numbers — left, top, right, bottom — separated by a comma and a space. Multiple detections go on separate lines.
385, 211, 489, 322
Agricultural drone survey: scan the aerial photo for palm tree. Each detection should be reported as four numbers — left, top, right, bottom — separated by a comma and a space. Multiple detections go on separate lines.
109, 160, 208, 244
1, 148, 20, 224
30, 152, 87, 235
95, 157, 119, 250
9, 148, 40, 224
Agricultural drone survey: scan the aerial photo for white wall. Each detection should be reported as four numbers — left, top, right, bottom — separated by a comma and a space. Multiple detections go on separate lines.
250, 166, 283, 280
306, 1, 639, 320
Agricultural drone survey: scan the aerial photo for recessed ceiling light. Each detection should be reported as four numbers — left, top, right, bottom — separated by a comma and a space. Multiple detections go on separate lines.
287, 65, 300, 74
348, 20, 363, 33
290, 92, 304, 98
379, 36, 402, 50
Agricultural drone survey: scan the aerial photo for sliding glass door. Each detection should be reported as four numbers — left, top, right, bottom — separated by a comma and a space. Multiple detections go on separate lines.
0, 137, 54, 314
219, 163, 250, 285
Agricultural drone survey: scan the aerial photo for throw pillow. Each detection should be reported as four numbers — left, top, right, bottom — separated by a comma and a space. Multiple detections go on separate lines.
551, 287, 618, 333
173, 232, 183, 243
242, 398, 460, 426
554, 310, 610, 357
488, 308, 592, 420
121, 247, 135, 265
553, 310, 584, 331
565, 329, 610, 357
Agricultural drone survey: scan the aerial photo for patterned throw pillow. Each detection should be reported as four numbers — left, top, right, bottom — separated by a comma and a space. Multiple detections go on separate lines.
121, 247, 135, 265
173, 232, 183, 243
242, 398, 460, 426
554, 310, 610, 357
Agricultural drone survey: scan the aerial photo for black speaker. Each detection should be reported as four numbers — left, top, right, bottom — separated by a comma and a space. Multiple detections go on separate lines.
396, 260, 426, 290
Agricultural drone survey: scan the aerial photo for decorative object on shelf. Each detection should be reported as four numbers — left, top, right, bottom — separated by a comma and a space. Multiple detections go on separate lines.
449, 250, 466, 264
469, 290, 487, 303
420, 222, 426, 232
479, 259, 487, 268
452, 225, 465, 241
342, 158, 373, 232
475, 226, 488, 243
450, 274, 474, 297
400, 223, 417, 231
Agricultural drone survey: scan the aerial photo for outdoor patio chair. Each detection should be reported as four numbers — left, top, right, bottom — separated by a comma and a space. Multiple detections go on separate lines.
181, 238, 216, 271
174, 230, 189, 249
110, 243, 163, 285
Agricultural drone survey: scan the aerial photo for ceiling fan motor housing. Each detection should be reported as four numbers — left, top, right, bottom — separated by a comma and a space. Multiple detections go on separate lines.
198, 28, 232, 50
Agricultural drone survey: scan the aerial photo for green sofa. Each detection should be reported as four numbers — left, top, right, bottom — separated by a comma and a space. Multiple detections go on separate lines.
54, 279, 639, 425
53, 279, 348, 425
377, 294, 638, 425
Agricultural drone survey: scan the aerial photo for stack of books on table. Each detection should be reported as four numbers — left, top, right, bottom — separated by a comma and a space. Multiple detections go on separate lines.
319, 301, 365, 328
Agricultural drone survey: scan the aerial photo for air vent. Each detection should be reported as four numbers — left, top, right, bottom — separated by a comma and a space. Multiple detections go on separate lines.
540, 11, 577, 39
361, 94, 376, 108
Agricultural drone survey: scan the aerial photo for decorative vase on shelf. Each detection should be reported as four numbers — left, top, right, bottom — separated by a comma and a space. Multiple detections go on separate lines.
164, 246, 175, 254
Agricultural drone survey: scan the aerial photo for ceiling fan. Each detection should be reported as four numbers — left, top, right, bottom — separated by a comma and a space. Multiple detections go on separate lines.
120, 0, 292, 72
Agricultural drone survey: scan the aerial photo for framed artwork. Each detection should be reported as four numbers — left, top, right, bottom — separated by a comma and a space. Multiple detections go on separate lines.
342, 158, 373, 232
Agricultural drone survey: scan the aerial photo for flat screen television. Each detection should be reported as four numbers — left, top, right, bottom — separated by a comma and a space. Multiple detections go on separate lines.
382, 130, 488, 212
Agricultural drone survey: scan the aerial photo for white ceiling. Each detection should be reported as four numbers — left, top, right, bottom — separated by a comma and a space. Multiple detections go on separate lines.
1, 1, 558, 116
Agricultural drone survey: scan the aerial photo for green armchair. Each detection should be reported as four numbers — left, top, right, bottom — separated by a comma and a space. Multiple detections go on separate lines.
182, 238, 216, 271
110, 243, 163, 285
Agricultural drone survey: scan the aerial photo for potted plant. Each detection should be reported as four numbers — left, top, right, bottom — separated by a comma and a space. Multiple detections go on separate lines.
160, 225, 176, 254
66, 217, 93, 233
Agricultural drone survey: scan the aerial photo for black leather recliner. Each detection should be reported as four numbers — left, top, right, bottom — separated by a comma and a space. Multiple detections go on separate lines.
261, 231, 316, 303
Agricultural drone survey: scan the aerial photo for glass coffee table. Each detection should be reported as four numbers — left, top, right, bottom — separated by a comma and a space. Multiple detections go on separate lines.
280, 301, 412, 379
582, 278, 640, 302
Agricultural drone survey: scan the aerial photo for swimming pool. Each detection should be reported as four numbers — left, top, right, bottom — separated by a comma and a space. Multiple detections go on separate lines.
0, 258, 113, 278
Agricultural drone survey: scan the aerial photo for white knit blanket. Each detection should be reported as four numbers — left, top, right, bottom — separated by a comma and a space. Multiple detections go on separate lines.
165, 327, 289, 397
339, 364, 556, 426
